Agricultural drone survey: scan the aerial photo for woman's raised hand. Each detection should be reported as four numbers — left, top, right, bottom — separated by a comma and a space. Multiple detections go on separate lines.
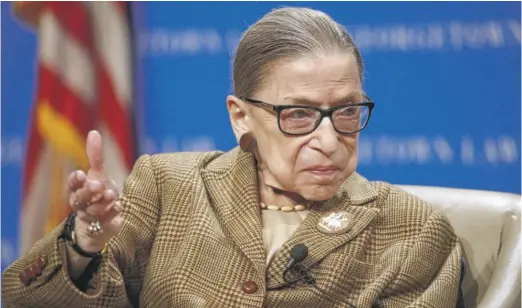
67, 130, 123, 253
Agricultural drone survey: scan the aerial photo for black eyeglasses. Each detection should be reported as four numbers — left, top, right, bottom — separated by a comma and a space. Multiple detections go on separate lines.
238, 95, 375, 136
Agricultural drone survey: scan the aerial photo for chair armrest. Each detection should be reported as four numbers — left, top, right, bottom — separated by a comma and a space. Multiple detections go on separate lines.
478, 200, 521, 308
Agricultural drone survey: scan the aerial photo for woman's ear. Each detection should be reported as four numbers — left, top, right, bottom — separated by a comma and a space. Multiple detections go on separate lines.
226, 95, 249, 142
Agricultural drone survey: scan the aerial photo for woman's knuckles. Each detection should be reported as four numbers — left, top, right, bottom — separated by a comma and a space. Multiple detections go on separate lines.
103, 189, 116, 200
90, 193, 104, 203
87, 180, 104, 192
84, 203, 110, 216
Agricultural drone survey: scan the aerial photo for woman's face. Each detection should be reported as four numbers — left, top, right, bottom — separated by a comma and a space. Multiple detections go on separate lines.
228, 53, 363, 201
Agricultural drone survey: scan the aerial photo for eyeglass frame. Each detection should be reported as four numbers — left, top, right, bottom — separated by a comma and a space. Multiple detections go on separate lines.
237, 95, 376, 136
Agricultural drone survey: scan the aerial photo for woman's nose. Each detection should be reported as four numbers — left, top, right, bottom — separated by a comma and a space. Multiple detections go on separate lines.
310, 117, 340, 156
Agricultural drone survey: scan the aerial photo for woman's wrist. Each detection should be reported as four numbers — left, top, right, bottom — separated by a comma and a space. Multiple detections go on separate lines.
66, 244, 93, 280
60, 212, 107, 280
61, 212, 107, 257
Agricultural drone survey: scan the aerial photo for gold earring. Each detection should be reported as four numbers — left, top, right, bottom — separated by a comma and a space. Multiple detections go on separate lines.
239, 132, 256, 153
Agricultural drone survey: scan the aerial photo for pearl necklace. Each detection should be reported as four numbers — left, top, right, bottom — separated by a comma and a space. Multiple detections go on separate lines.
260, 202, 308, 212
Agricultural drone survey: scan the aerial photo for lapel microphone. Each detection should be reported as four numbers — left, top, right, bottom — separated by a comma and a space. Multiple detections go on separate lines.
283, 243, 358, 308
282, 243, 309, 281
267, 243, 310, 291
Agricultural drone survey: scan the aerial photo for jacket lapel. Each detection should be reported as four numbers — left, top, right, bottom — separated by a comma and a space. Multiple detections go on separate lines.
266, 173, 381, 287
200, 148, 267, 278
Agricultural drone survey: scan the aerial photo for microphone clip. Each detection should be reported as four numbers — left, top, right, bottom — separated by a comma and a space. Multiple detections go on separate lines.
284, 263, 316, 286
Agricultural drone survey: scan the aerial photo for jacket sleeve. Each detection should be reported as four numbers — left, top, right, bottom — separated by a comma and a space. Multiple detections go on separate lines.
380, 211, 463, 308
2, 154, 161, 308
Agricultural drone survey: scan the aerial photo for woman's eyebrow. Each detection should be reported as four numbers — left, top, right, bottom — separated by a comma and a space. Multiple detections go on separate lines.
282, 91, 366, 106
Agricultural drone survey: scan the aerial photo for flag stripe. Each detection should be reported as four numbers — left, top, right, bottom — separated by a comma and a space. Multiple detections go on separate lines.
98, 70, 134, 168
113, 1, 128, 12
20, 145, 53, 254
89, 2, 132, 108
45, 2, 92, 50
45, 153, 69, 233
35, 100, 89, 170
38, 10, 96, 105
99, 125, 129, 188
38, 65, 95, 140
23, 116, 44, 195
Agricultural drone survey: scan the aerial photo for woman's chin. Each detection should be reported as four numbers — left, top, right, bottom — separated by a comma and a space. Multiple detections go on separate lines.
298, 184, 338, 201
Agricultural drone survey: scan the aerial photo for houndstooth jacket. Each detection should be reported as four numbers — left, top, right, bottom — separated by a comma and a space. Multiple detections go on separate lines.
2, 147, 462, 308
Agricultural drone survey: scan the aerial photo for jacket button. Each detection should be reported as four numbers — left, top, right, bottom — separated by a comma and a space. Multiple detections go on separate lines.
31, 263, 42, 276
19, 271, 31, 286
37, 255, 47, 268
242, 280, 258, 294
24, 266, 36, 279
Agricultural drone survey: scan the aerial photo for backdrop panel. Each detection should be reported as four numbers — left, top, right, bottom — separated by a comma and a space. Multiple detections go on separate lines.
134, 1, 521, 192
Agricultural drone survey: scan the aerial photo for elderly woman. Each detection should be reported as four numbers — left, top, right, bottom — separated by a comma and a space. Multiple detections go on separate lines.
2, 7, 462, 308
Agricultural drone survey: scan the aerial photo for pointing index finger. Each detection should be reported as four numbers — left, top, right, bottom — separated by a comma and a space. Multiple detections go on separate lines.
86, 130, 105, 173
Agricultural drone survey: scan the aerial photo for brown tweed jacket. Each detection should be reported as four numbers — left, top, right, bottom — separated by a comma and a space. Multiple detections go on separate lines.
2, 147, 462, 308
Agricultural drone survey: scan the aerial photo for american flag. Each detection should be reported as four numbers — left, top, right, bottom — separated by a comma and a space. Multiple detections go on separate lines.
13, 1, 135, 255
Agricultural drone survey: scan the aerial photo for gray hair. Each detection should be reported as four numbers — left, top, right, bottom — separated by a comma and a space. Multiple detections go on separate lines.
233, 7, 363, 98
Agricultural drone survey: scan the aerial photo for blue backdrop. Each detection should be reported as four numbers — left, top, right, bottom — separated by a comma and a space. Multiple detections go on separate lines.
133, 1, 520, 190
2, 2, 520, 270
